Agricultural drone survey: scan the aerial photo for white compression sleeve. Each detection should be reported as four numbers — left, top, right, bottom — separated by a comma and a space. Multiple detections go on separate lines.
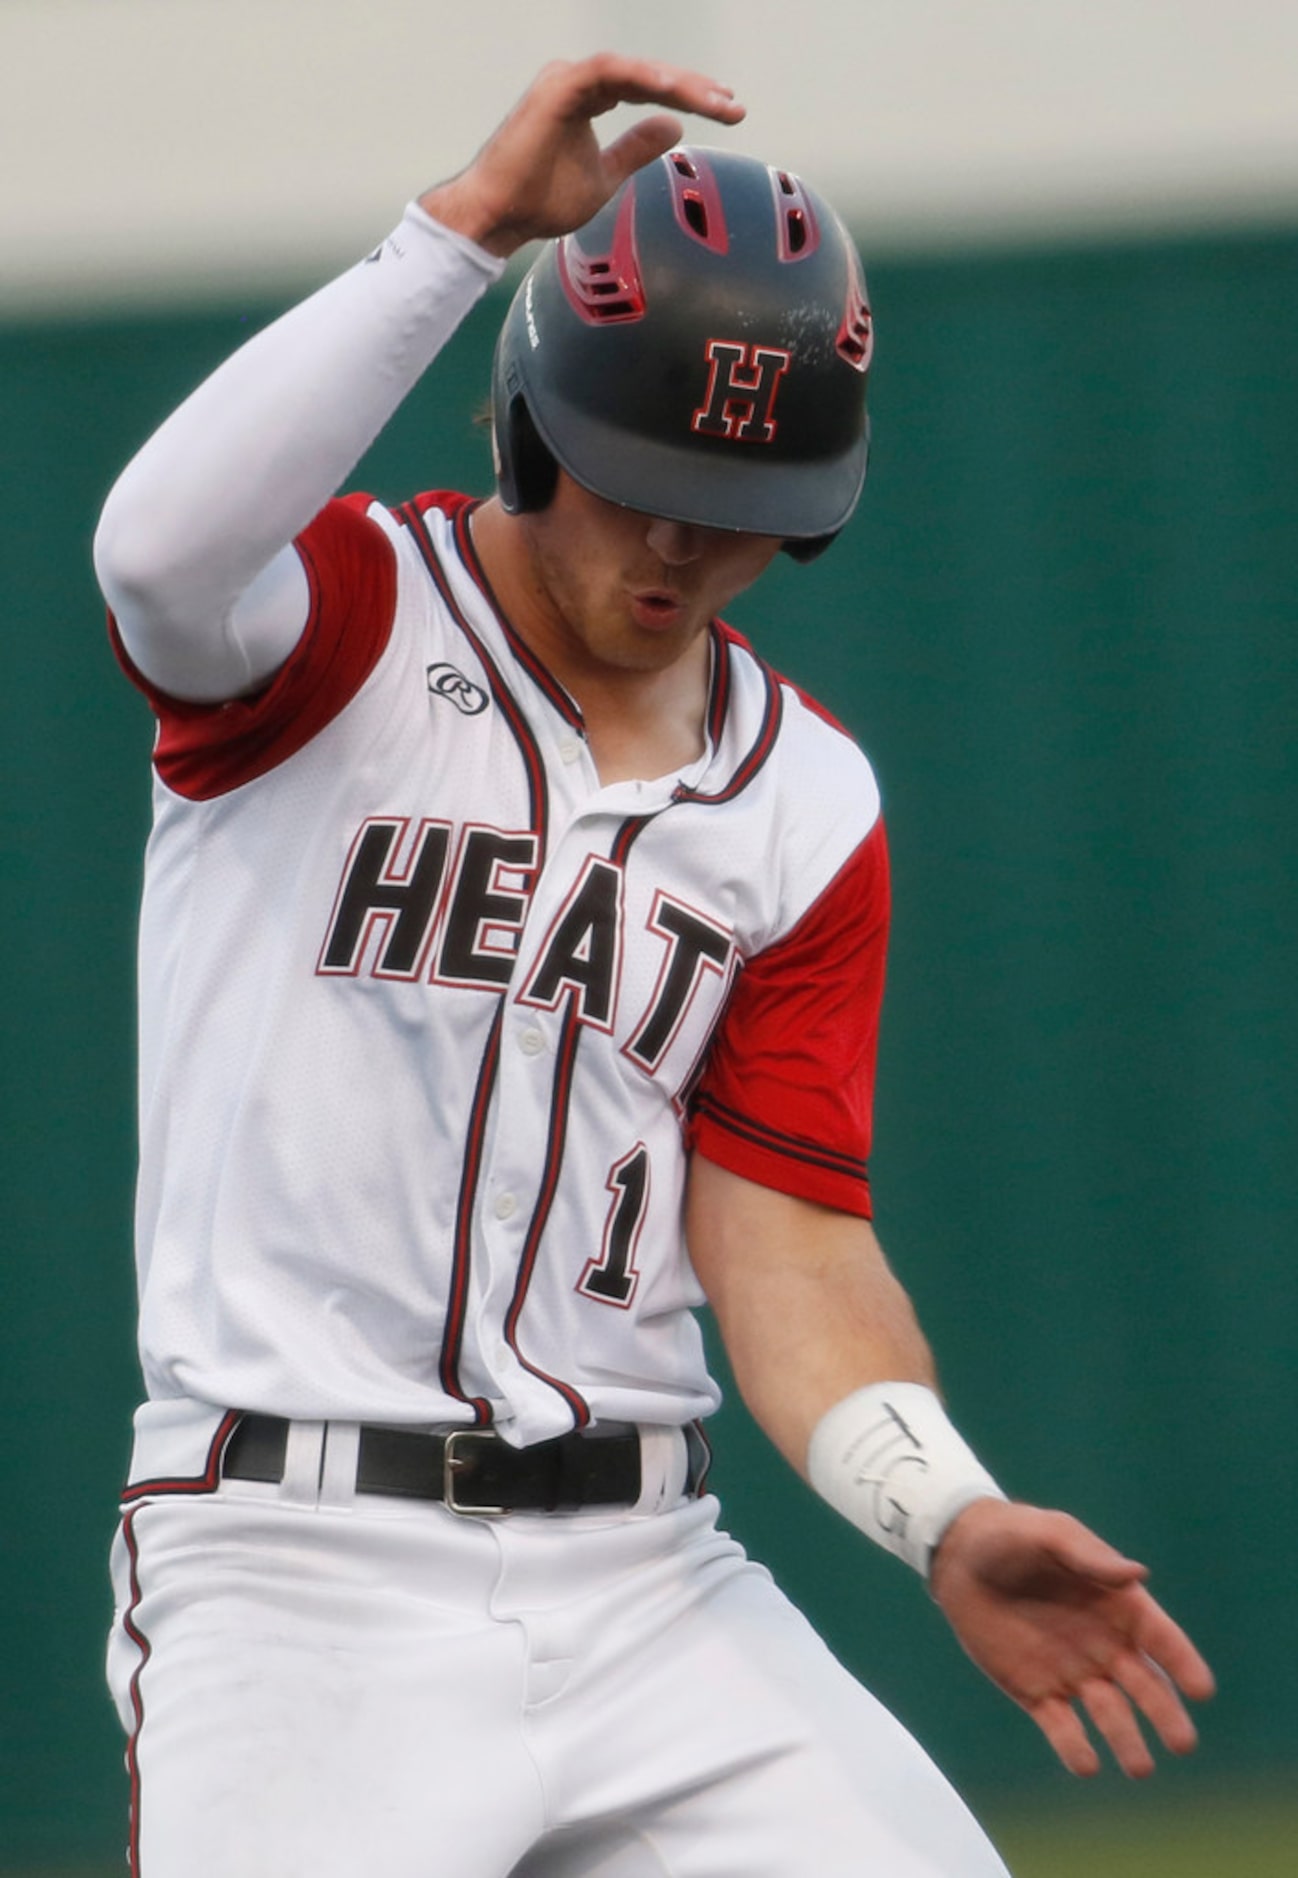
93, 207, 505, 701
807, 1382, 1007, 1578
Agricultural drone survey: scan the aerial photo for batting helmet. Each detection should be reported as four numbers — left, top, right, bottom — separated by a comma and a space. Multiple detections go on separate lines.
491, 146, 873, 561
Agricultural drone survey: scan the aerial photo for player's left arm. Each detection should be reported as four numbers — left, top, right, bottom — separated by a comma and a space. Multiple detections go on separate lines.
685, 1157, 1216, 1778
686, 1162, 936, 1466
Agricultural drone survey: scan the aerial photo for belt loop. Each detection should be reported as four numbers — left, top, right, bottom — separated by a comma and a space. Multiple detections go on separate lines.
318, 1422, 362, 1509
280, 1420, 327, 1506
632, 1426, 689, 1514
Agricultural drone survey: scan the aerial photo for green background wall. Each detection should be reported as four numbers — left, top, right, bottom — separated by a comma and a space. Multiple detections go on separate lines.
2, 224, 1294, 1867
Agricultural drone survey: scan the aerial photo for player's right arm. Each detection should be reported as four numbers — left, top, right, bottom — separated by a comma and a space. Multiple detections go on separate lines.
93, 210, 502, 701
93, 55, 744, 704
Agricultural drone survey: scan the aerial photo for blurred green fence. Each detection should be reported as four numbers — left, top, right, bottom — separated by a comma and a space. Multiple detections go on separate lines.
2, 221, 1294, 1867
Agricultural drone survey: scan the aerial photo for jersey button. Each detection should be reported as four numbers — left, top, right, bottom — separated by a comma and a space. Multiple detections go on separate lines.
519, 1027, 546, 1057
494, 1192, 518, 1221
558, 736, 583, 765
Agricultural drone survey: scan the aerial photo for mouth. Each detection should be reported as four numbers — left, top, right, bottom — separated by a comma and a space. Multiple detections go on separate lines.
629, 587, 686, 630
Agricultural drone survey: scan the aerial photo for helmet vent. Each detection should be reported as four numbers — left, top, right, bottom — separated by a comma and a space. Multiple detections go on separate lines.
557, 189, 647, 324
664, 149, 729, 253
836, 254, 874, 372
770, 168, 821, 262
682, 194, 709, 241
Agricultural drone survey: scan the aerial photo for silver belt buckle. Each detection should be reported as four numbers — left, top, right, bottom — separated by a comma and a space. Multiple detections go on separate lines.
442, 1429, 509, 1516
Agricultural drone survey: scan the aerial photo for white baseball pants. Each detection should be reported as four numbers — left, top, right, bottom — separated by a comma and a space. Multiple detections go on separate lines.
107, 1432, 1011, 1877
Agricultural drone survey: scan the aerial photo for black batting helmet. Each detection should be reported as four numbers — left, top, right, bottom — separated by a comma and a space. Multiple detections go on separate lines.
491, 146, 873, 561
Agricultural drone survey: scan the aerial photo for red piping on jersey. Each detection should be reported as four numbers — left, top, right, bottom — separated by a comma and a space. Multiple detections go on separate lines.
452, 505, 586, 733
673, 650, 783, 806
705, 622, 733, 750
121, 1508, 149, 1877
604, 629, 747, 865
609, 814, 656, 870
120, 1408, 242, 1504
400, 496, 561, 1416
400, 499, 556, 843
502, 999, 592, 1428
690, 1090, 870, 1181
439, 1002, 503, 1423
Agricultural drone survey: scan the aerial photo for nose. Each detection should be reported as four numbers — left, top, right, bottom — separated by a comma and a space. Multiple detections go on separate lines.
645, 516, 704, 566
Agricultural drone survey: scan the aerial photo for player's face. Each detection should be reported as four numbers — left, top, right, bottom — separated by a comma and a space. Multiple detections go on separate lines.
517, 472, 783, 680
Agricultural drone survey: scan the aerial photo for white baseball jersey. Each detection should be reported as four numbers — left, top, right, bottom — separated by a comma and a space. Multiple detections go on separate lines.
114, 490, 888, 1449
98, 188, 1018, 1878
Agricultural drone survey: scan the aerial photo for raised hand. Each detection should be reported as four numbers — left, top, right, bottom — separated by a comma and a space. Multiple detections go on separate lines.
929, 1499, 1216, 1778
419, 53, 744, 258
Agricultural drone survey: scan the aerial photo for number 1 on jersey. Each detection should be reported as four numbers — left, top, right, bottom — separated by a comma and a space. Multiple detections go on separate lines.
578, 1145, 650, 1308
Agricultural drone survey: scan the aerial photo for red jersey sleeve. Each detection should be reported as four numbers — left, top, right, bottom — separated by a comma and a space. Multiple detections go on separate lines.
108, 494, 397, 801
687, 816, 890, 1218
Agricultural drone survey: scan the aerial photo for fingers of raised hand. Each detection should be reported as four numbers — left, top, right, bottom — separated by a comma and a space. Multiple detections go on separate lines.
598, 116, 688, 195
433, 56, 744, 254
560, 52, 744, 126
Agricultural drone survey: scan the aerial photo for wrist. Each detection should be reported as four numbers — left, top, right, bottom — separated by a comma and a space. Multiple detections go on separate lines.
926, 1494, 1007, 1600
417, 176, 523, 260
806, 1382, 1006, 1579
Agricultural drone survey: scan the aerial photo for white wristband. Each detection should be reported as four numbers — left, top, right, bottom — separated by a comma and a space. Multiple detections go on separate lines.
806, 1382, 1006, 1578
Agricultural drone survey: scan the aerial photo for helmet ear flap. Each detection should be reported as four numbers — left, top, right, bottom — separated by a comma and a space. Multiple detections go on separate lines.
783, 533, 837, 564
782, 414, 870, 560
496, 390, 559, 515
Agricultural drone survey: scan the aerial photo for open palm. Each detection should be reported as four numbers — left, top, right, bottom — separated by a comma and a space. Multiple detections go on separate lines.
930, 1499, 1216, 1777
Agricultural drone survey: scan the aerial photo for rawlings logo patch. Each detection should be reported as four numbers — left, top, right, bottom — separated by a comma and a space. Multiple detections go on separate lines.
427, 663, 489, 716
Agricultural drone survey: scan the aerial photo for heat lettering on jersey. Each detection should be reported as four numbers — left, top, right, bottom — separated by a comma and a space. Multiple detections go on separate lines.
316, 818, 453, 979
317, 821, 538, 989
519, 857, 624, 1030
626, 892, 734, 1072
317, 821, 740, 1071
437, 826, 538, 988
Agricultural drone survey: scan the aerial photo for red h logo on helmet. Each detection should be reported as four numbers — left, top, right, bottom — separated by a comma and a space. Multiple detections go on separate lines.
691, 340, 792, 444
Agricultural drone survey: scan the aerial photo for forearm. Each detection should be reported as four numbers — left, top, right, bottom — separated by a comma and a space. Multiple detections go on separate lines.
686, 1157, 936, 1474
93, 205, 503, 695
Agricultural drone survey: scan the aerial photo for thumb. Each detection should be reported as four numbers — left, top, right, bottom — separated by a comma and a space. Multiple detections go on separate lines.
599, 114, 685, 192
1043, 1515, 1150, 1585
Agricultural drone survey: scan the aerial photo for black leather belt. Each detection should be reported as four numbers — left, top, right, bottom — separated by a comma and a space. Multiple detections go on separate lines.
221, 1413, 708, 1515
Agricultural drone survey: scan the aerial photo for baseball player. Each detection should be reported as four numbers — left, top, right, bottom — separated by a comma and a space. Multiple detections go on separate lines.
94, 54, 1213, 1878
